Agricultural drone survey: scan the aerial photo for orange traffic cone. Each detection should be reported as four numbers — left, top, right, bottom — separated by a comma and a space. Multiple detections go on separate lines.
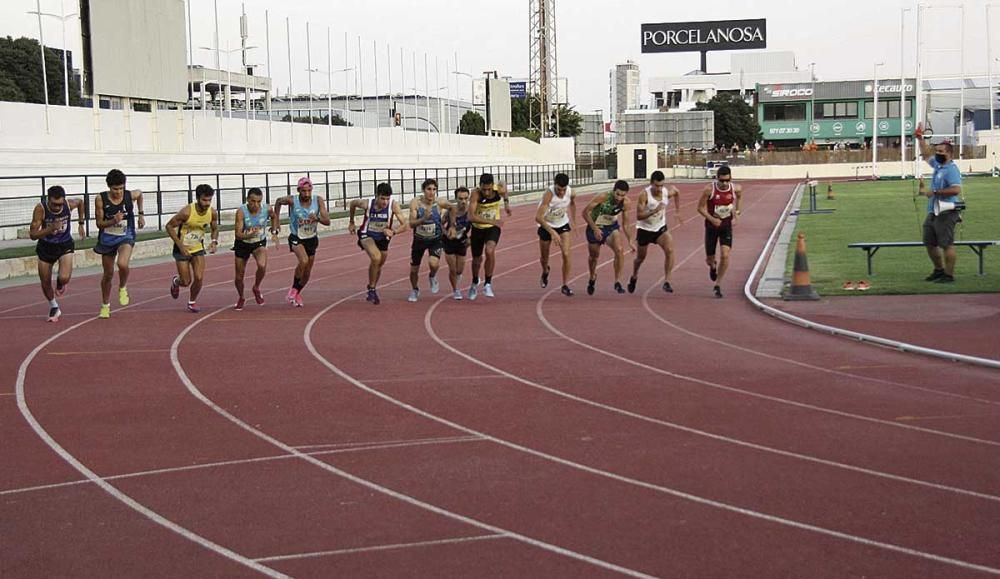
783, 233, 821, 301
826, 183, 835, 200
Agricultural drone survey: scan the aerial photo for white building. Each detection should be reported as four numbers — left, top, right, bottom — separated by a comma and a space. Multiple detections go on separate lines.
648, 51, 812, 111
610, 61, 641, 118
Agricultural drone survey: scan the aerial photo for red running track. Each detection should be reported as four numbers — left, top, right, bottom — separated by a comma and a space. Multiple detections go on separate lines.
2, 180, 1000, 578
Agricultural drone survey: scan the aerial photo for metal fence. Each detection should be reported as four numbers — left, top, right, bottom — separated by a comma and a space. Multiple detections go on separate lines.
661, 146, 988, 168
0, 163, 593, 235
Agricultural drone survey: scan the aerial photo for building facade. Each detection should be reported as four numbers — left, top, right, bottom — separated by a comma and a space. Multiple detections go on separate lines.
610, 61, 641, 118
757, 78, 916, 147
616, 110, 714, 151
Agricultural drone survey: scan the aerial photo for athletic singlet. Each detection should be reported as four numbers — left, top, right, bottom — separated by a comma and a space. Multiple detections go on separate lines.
414, 202, 443, 240
98, 190, 135, 242
289, 195, 319, 239
637, 186, 667, 232
179, 202, 213, 252
590, 194, 624, 227
539, 186, 572, 228
707, 181, 736, 223
447, 208, 472, 242
472, 188, 502, 229
41, 201, 72, 244
360, 198, 394, 239
241, 204, 269, 243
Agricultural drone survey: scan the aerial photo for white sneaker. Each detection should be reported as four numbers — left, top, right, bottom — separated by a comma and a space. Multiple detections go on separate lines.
407, 289, 419, 302
452, 289, 463, 301
468, 285, 478, 301
483, 283, 495, 298
429, 275, 440, 294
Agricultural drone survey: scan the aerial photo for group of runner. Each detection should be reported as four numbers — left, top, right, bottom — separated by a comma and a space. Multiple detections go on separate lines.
28, 168, 742, 321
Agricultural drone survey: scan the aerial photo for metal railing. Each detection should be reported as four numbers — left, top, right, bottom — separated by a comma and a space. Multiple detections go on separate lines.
661, 146, 988, 168
0, 163, 594, 235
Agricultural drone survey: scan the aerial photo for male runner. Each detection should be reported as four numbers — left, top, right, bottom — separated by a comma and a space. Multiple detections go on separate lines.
349, 182, 408, 305
535, 172, 576, 296
29, 186, 85, 322
582, 180, 634, 295
273, 177, 331, 307
407, 178, 452, 302
232, 187, 275, 310
697, 165, 742, 298
442, 186, 473, 300
166, 184, 218, 312
93, 169, 145, 318
629, 170, 680, 294
468, 173, 511, 300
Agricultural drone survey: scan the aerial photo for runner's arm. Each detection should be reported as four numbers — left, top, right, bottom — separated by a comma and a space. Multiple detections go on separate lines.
697, 186, 717, 224
94, 195, 117, 229
70, 198, 86, 238
347, 199, 366, 234
669, 186, 682, 227
234, 208, 247, 241
391, 202, 409, 235
209, 209, 220, 250
499, 182, 512, 216
131, 189, 146, 229
165, 206, 191, 252
570, 192, 577, 229
468, 189, 490, 225
317, 198, 331, 226
272, 195, 290, 229
534, 190, 558, 237
28, 205, 51, 240
635, 191, 653, 221
621, 198, 634, 245
582, 194, 604, 231
409, 201, 425, 228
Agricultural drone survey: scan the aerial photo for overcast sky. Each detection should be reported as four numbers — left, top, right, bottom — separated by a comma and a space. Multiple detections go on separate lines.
1, 0, 993, 115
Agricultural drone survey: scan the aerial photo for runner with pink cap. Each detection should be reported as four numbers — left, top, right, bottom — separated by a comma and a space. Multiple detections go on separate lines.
273, 176, 331, 307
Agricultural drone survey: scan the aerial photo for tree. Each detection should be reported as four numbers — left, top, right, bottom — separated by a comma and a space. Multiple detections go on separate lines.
280, 112, 351, 126
553, 104, 583, 138
510, 95, 583, 139
459, 110, 486, 135
694, 93, 760, 148
0, 36, 83, 106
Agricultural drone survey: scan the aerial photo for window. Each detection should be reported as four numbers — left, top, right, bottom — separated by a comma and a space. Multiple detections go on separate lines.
763, 103, 806, 121
865, 99, 912, 119
815, 101, 858, 119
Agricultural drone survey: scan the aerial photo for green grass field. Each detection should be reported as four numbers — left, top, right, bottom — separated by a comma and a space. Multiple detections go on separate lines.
786, 176, 1000, 296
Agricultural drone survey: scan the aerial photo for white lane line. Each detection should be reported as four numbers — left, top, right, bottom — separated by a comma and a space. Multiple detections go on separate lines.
358, 375, 508, 384
254, 533, 507, 562
293, 435, 483, 450
0, 436, 488, 497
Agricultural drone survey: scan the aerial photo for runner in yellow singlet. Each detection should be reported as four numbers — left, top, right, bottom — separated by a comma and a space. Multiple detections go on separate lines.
166, 184, 218, 313
467, 172, 510, 300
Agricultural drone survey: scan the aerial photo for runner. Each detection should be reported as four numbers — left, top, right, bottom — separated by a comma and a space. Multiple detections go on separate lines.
468, 173, 510, 300
629, 170, 680, 294
407, 178, 451, 302
697, 165, 743, 298
535, 172, 576, 296
582, 180, 634, 295
93, 169, 145, 319
273, 177, 331, 307
232, 187, 276, 310
29, 186, 85, 322
442, 186, 473, 300
348, 182, 408, 305
166, 184, 218, 312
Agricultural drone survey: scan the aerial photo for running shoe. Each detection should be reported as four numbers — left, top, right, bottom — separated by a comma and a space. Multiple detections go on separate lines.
468, 285, 478, 301
293, 293, 304, 307
483, 283, 495, 298
856, 280, 871, 291
99, 304, 111, 319
429, 275, 440, 294
561, 285, 574, 297
614, 282, 625, 295
627, 276, 637, 294
540, 268, 550, 288
934, 274, 955, 284
709, 266, 718, 282
55, 280, 67, 297
924, 269, 945, 282
187, 302, 201, 313
366, 288, 376, 303
587, 279, 596, 295
408, 289, 419, 303
234, 297, 246, 311
170, 276, 180, 299
286, 287, 298, 303
452, 289, 463, 301
841, 281, 856, 291
713, 285, 723, 299
118, 287, 130, 306
47, 306, 61, 323
662, 282, 673, 293
371, 290, 381, 305
252, 286, 265, 305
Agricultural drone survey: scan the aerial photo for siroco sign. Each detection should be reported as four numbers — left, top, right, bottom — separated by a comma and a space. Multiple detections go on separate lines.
641, 19, 767, 53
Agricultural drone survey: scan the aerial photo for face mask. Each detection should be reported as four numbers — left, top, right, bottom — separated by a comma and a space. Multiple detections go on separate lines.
935, 154, 948, 164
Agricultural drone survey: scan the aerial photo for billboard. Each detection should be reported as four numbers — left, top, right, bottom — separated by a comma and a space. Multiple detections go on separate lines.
757, 79, 917, 102
84, 0, 187, 103
487, 79, 512, 133
510, 81, 527, 99
641, 19, 766, 54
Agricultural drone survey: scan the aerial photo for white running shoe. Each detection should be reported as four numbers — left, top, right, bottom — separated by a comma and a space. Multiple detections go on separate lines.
452, 289, 463, 301
468, 285, 478, 301
483, 283, 495, 298
429, 275, 440, 294
407, 289, 419, 302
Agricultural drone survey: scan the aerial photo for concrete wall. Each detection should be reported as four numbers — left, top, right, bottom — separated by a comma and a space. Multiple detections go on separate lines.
616, 144, 660, 180
668, 158, 995, 180
0, 102, 575, 179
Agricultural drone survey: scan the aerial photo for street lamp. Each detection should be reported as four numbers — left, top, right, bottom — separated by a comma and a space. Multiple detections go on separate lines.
199, 44, 256, 119
27, 0, 77, 107
306, 66, 354, 129
873, 61, 886, 178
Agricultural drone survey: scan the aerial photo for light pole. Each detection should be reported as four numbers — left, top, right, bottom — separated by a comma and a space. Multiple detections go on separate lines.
901, 7, 912, 178
28, 0, 77, 106
27, 0, 50, 131
452, 70, 475, 120
809, 62, 816, 147
873, 61, 885, 179
307, 66, 354, 130
200, 44, 255, 119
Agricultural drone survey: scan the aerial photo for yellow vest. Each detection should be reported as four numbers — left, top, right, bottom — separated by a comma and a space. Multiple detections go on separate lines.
473, 189, 502, 230
180, 202, 213, 252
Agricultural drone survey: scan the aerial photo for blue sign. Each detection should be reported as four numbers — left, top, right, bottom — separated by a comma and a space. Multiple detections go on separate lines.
510, 81, 527, 99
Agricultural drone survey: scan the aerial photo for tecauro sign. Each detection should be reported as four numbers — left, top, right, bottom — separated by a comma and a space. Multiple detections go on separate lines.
641, 19, 767, 53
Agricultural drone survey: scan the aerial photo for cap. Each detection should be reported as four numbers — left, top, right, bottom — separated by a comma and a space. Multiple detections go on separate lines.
297, 177, 313, 190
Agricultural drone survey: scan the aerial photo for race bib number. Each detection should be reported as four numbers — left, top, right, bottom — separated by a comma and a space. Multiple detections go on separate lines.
183, 229, 204, 247
713, 204, 734, 219
367, 220, 387, 233
297, 220, 317, 239
478, 205, 500, 221
545, 207, 566, 223
245, 226, 265, 243
417, 223, 438, 237
105, 219, 127, 237
595, 214, 617, 226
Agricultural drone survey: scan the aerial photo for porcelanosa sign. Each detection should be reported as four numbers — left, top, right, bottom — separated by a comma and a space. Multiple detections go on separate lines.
641, 19, 767, 53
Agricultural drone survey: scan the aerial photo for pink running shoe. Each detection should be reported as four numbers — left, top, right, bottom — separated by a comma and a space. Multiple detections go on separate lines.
286, 287, 298, 303
253, 286, 265, 305
187, 302, 201, 313
293, 293, 304, 308
234, 297, 246, 311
